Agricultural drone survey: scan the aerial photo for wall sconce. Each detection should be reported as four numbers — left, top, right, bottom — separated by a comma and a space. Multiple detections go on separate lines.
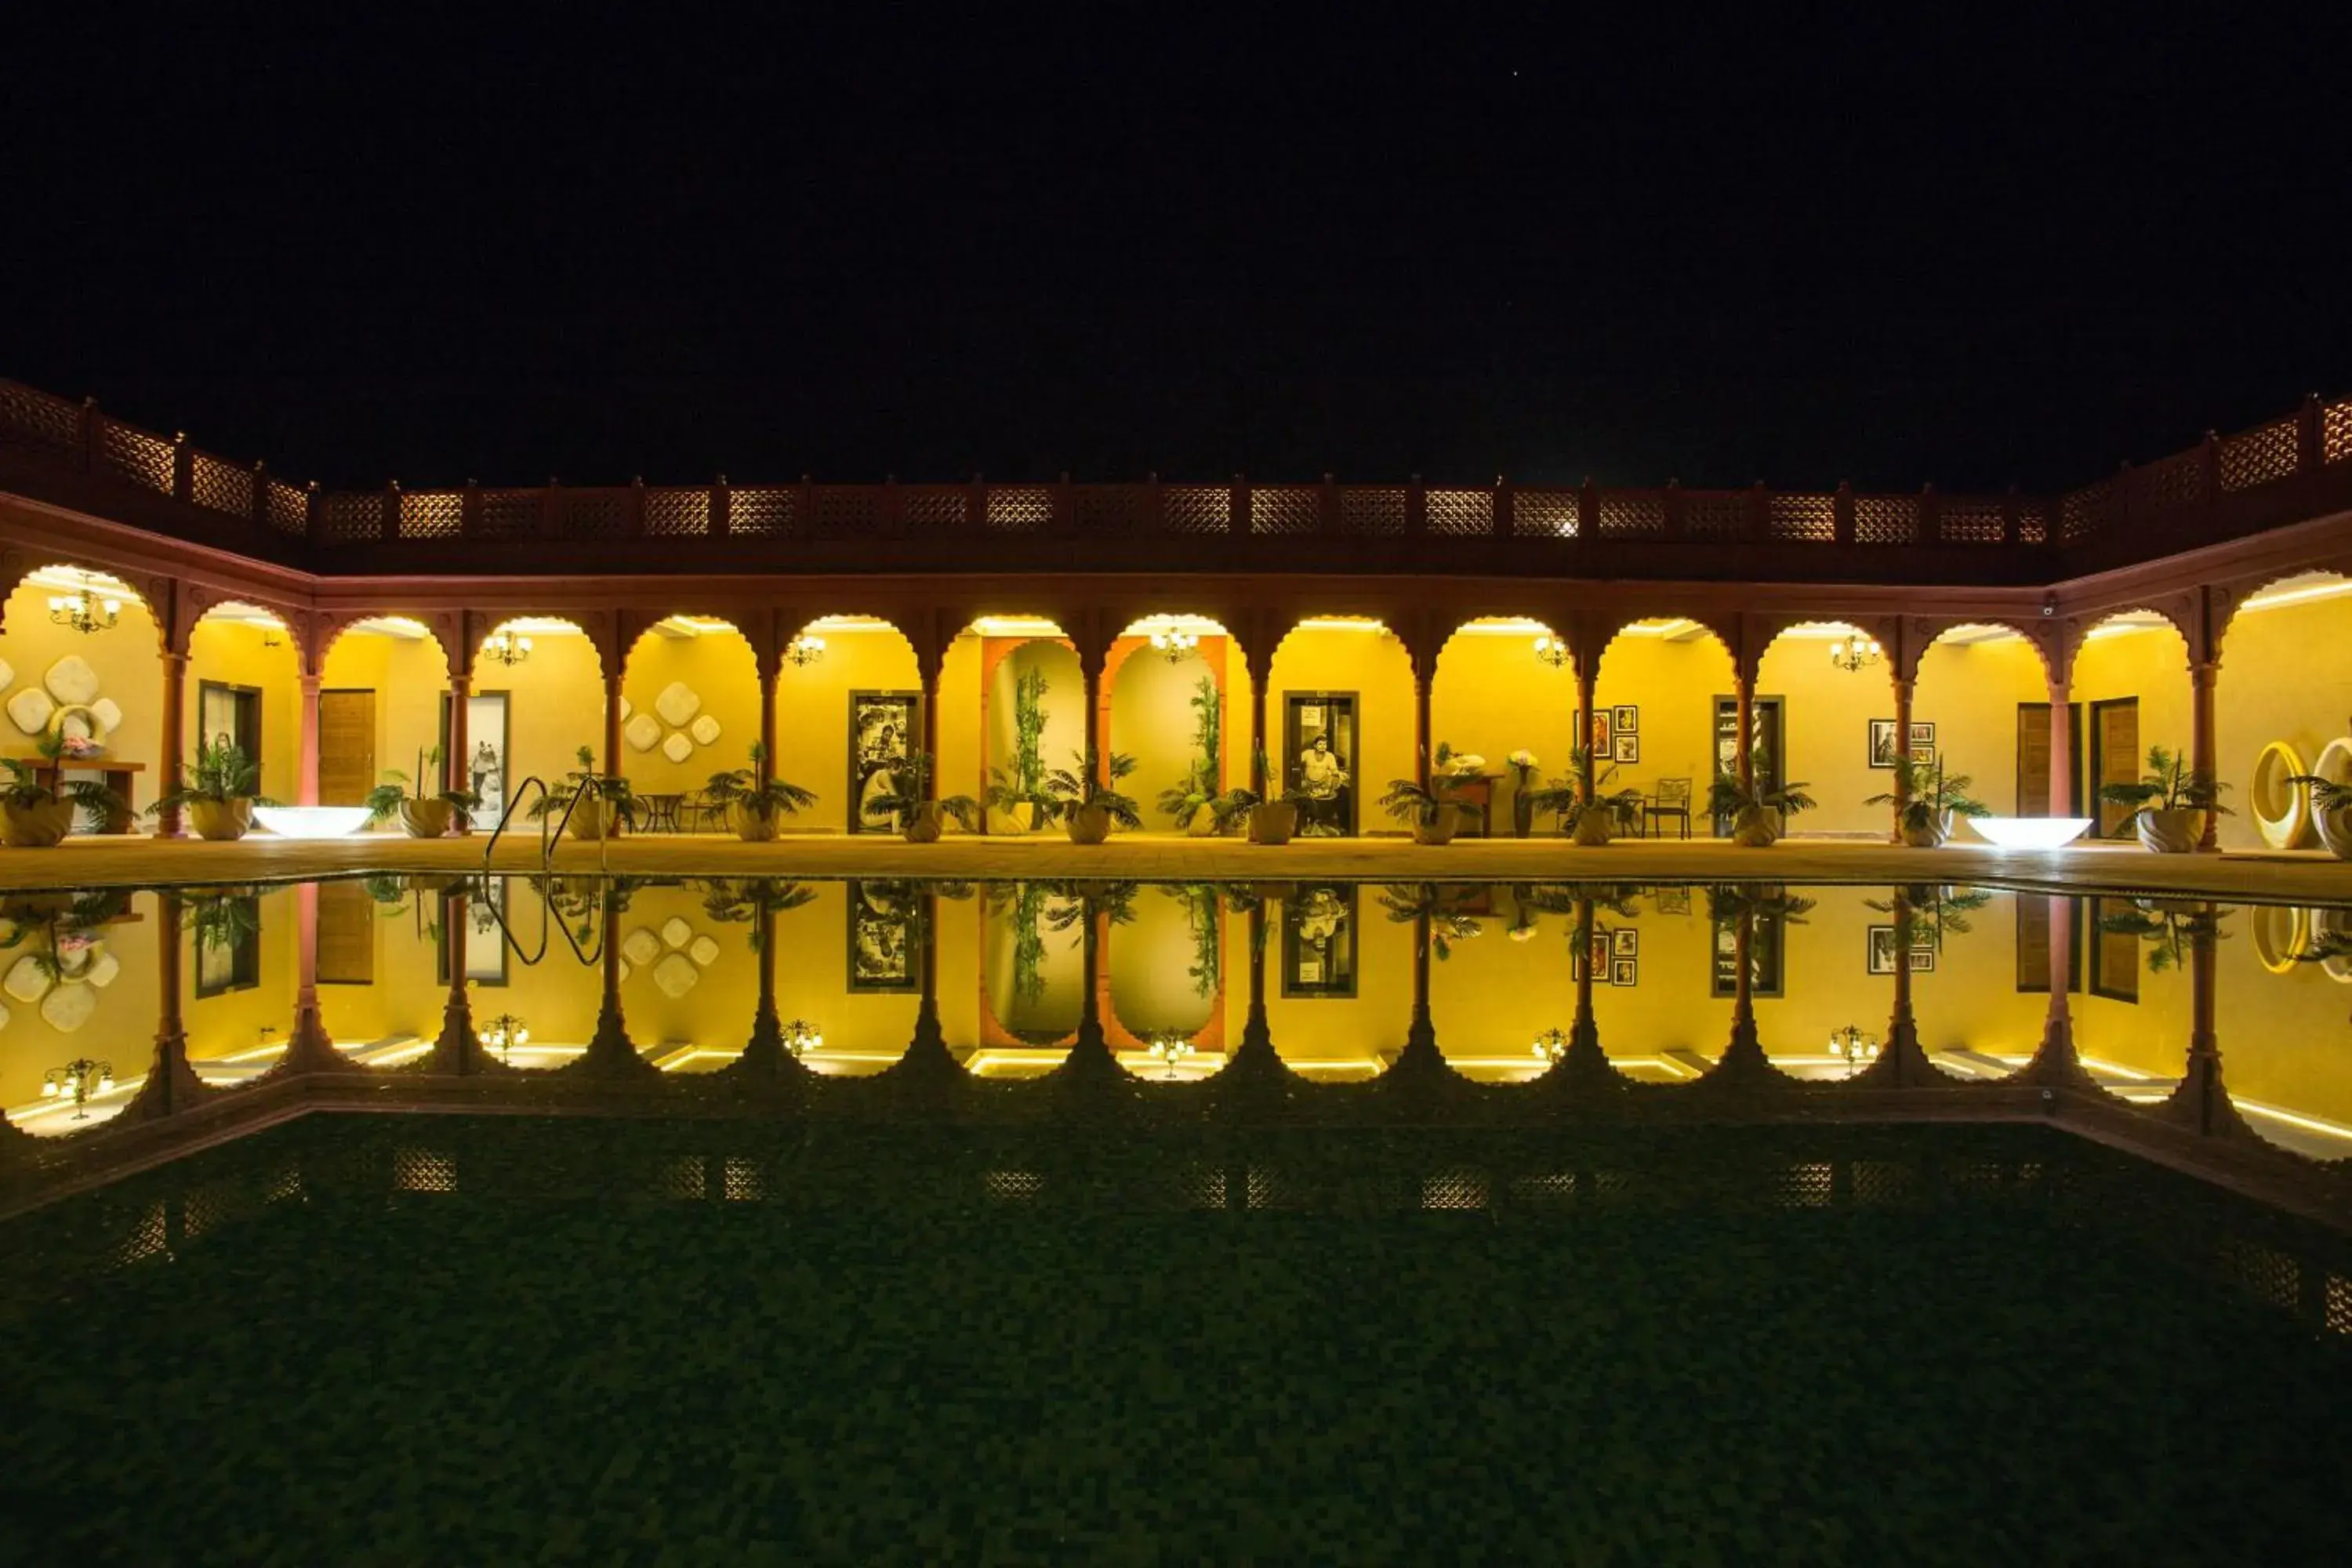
1531, 633, 1571, 669
1827, 633, 1882, 673
484, 629, 532, 666
1530, 1027, 1570, 1064
1145, 1030, 1196, 1076
783, 1018, 822, 1057
482, 1012, 529, 1065
785, 634, 826, 667
1828, 1025, 1878, 1073
41, 1057, 116, 1119
48, 590, 122, 635
1148, 625, 1200, 663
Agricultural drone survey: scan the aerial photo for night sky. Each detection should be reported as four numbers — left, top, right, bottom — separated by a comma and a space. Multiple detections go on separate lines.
8, 13, 2341, 496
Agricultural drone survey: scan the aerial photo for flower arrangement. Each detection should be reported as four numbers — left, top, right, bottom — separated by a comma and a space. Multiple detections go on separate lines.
1507, 749, 1538, 782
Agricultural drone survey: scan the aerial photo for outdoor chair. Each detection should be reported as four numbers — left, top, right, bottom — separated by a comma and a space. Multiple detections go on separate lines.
1642, 778, 1693, 840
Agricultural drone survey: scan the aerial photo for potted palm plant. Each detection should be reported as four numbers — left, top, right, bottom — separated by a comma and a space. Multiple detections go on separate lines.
149, 735, 275, 840
1240, 746, 1311, 844
1158, 759, 1224, 837
704, 742, 818, 841
1378, 772, 1475, 845
1863, 754, 1991, 848
1523, 745, 1643, 845
528, 745, 633, 839
1044, 750, 1142, 844
2098, 746, 2228, 853
1, 743, 128, 848
1706, 772, 1817, 847
363, 746, 481, 838
861, 752, 980, 842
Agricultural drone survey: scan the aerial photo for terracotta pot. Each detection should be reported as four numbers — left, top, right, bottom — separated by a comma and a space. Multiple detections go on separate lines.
1414, 813, 1459, 847
399, 798, 455, 839
1, 800, 75, 848
1899, 809, 1953, 848
2135, 807, 2202, 854
1730, 806, 1780, 848
1065, 802, 1112, 845
566, 800, 619, 840
1249, 802, 1298, 845
189, 799, 250, 841
736, 805, 778, 843
1570, 810, 1613, 846
2316, 801, 2352, 860
902, 804, 943, 844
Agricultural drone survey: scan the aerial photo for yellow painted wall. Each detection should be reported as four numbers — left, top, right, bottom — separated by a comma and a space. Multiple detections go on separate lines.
2071, 624, 2191, 831
184, 885, 300, 1062
1108, 887, 1218, 1035
985, 641, 1083, 833
1589, 900, 1733, 1055
1427, 889, 1578, 1061
985, 885, 1084, 1036
937, 892, 980, 1044
938, 633, 984, 824
1914, 636, 2049, 819
1432, 630, 1578, 831
1111, 644, 1225, 830
474, 632, 607, 804
318, 630, 450, 808
772, 626, 920, 833
1267, 626, 1414, 834
1593, 633, 1731, 832
1265, 888, 1416, 1066
186, 619, 302, 803
2216, 590, 2352, 849
620, 630, 764, 801
0, 583, 163, 822
1756, 633, 1905, 837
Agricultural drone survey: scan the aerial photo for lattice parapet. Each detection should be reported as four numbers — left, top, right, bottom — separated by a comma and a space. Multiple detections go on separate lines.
263, 477, 310, 535
189, 453, 254, 518
1766, 494, 1834, 542
1854, 495, 1918, 544
1339, 488, 1405, 535
812, 488, 876, 535
2221, 1237, 2301, 1315
900, 487, 967, 529
2060, 479, 2112, 543
2136, 451, 2202, 512
2328, 1273, 2352, 1338
1598, 493, 1665, 538
2327, 399, 2352, 464
2016, 502, 2050, 544
1682, 492, 1749, 539
1249, 486, 1317, 534
1074, 486, 1142, 535
1425, 488, 1493, 535
397, 491, 463, 539
472, 489, 539, 538
985, 486, 1054, 532
1515, 490, 1577, 538
1937, 500, 2005, 544
102, 424, 172, 492
2219, 418, 2298, 492
643, 489, 710, 536
1161, 485, 1231, 533
728, 488, 796, 536
318, 492, 384, 542
564, 491, 629, 539
0, 383, 81, 453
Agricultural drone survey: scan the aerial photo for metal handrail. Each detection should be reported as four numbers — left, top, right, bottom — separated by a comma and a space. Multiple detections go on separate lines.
477, 775, 619, 876
478, 775, 550, 872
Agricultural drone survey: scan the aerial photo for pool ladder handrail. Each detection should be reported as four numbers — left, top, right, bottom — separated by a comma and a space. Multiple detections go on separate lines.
479, 775, 618, 877
466, 869, 610, 970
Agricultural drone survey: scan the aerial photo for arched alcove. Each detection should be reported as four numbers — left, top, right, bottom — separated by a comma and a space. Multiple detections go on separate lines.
1110, 615, 1235, 831
1752, 622, 1893, 837
1592, 619, 1735, 837
317, 618, 454, 816
0, 566, 161, 826
2215, 571, 2352, 850
1912, 623, 2054, 822
1431, 619, 1576, 836
187, 601, 303, 803
1265, 617, 1412, 837
619, 615, 763, 824
2068, 612, 2192, 840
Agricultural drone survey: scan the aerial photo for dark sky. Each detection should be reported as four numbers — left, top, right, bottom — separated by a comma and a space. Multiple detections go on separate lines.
8, 11, 2343, 494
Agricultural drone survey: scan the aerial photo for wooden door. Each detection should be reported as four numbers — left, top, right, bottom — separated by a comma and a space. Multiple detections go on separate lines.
318, 690, 376, 806
315, 880, 375, 985
2016, 702, 2083, 816
2090, 699, 2140, 838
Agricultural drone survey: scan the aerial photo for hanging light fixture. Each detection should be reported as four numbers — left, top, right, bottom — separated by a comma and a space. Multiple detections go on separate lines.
481, 1013, 529, 1065
785, 633, 826, 667
48, 588, 122, 635
1828, 1025, 1878, 1073
1145, 1030, 1196, 1077
1827, 631, 1882, 673
1530, 1026, 1570, 1064
782, 1018, 822, 1058
1148, 624, 1200, 663
484, 628, 532, 666
41, 1057, 116, 1120
1531, 632, 1571, 669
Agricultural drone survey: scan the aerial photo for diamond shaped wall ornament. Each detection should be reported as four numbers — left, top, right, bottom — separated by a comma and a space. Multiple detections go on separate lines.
660, 916, 694, 950
89, 697, 123, 735
623, 712, 662, 753
0, 657, 13, 691
4, 955, 50, 1003
0, 1000, 9, 1032
619, 696, 633, 723
621, 927, 663, 967
689, 713, 721, 746
651, 951, 700, 999
688, 935, 721, 967
84, 947, 122, 989
617, 959, 632, 984
44, 654, 101, 706
655, 682, 700, 727
662, 731, 694, 764
40, 981, 97, 1033
7, 688, 55, 735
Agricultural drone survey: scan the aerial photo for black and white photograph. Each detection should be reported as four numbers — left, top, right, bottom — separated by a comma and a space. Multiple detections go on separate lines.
1282, 884, 1357, 996
1285, 694, 1357, 837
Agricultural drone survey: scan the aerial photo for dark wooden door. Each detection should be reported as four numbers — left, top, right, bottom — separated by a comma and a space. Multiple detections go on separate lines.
315, 879, 375, 985
2016, 702, 2082, 816
318, 689, 376, 806
2090, 699, 2140, 837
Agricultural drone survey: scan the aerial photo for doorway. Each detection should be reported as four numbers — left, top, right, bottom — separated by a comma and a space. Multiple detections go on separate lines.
1283, 692, 1358, 837
1710, 695, 1784, 836
197, 681, 262, 767
317, 689, 376, 806
2089, 699, 2141, 838
2015, 702, 2083, 816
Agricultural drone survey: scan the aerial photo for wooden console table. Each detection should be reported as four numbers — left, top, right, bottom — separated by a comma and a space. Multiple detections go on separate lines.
3, 757, 145, 834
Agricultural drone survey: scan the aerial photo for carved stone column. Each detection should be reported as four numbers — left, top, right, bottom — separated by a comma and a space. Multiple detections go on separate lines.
296, 672, 322, 806
124, 891, 206, 1120
2191, 659, 2220, 850
1889, 675, 1915, 844
158, 650, 188, 837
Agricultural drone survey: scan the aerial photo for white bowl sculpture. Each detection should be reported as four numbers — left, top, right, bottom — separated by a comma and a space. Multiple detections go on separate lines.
1967, 816, 2093, 850
252, 805, 373, 839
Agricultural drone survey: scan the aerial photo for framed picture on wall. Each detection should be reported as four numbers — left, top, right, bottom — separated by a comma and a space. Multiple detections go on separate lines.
1284, 694, 1357, 837
1613, 733, 1639, 764
1867, 924, 1900, 975
1611, 927, 1639, 959
1909, 721, 1937, 753
850, 692, 921, 834
1907, 946, 1936, 974
438, 879, 510, 986
1283, 884, 1357, 996
1867, 718, 1900, 769
1612, 705, 1639, 735
441, 690, 512, 830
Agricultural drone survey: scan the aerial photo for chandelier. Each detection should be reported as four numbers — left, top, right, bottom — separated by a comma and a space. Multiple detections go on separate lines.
1530, 1026, 1570, 1064
1147, 625, 1199, 663
41, 1056, 115, 1120
785, 633, 826, 667
1828, 1025, 1879, 1073
782, 1018, 823, 1058
481, 1012, 528, 1065
483, 629, 532, 666
1145, 1030, 1195, 1076
1827, 632, 1882, 673
48, 589, 122, 635
1531, 633, 1571, 670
